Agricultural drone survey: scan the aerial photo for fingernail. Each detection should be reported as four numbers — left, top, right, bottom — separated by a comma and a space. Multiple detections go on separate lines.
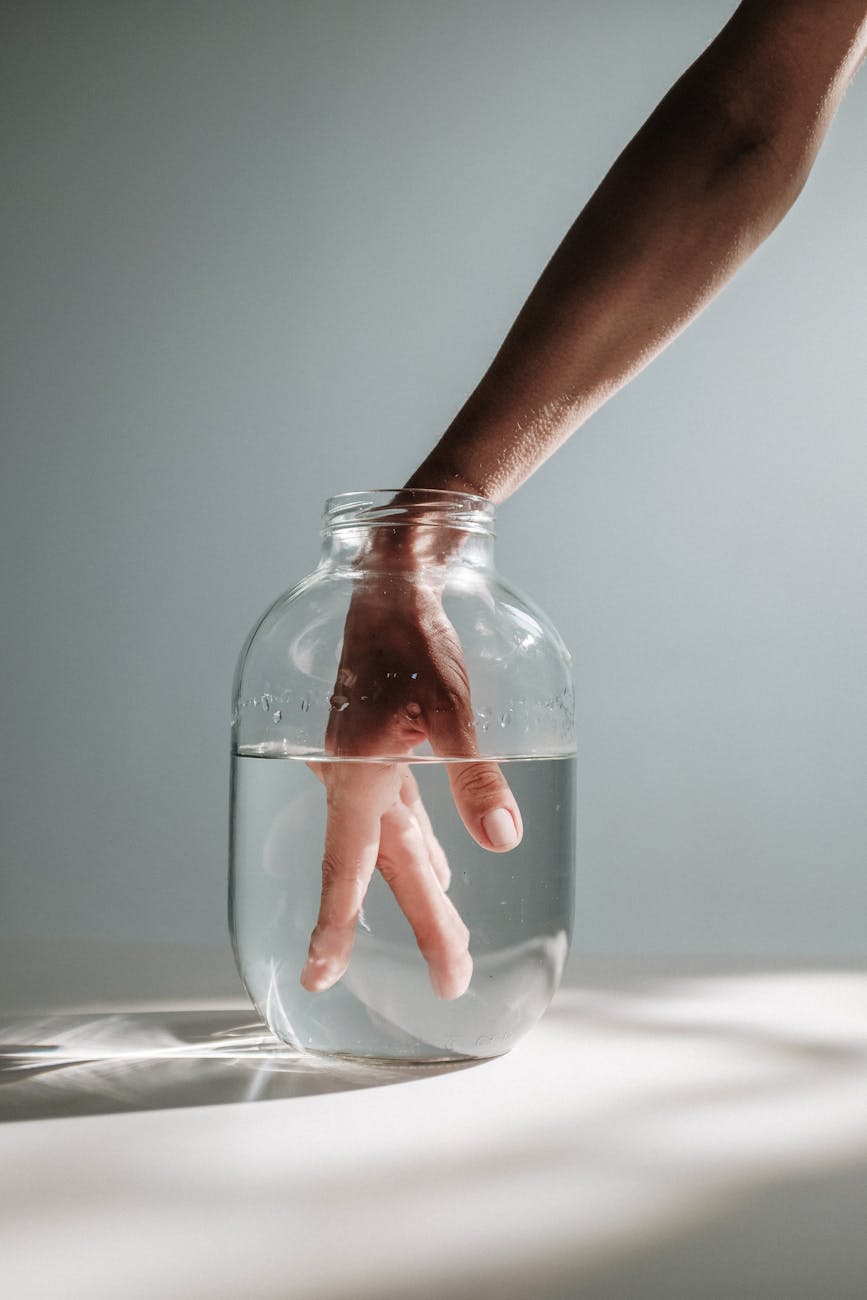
482, 807, 519, 849
301, 957, 341, 992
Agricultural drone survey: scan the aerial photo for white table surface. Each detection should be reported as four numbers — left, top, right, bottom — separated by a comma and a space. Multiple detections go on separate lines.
2, 945, 867, 1300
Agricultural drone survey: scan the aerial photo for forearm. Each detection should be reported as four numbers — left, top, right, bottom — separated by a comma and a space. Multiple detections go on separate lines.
407, 0, 866, 504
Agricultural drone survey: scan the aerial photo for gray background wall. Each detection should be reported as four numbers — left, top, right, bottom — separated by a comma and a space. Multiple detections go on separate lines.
2, 0, 865, 969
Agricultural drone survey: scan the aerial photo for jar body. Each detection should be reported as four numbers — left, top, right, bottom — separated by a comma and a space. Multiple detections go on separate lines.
229, 491, 575, 1061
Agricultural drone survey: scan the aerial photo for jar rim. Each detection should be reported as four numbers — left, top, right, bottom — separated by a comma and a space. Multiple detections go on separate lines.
323, 488, 495, 535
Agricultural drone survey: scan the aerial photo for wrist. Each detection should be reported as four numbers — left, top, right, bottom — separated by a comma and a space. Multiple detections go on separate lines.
404, 441, 492, 503
358, 482, 493, 580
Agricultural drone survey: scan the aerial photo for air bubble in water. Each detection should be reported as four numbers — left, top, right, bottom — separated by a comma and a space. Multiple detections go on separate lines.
499, 710, 512, 728
330, 694, 349, 712
261, 694, 272, 713
272, 709, 282, 723
300, 697, 310, 713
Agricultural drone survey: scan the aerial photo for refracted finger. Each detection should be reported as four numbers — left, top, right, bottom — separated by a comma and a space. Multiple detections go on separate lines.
301, 762, 399, 993
377, 798, 472, 1000
425, 694, 523, 853
399, 765, 451, 890
447, 758, 523, 851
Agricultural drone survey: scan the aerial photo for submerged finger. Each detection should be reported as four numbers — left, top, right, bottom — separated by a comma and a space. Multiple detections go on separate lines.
301, 762, 398, 993
425, 701, 523, 853
378, 800, 472, 1000
446, 758, 523, 851
399, 765, 451, 890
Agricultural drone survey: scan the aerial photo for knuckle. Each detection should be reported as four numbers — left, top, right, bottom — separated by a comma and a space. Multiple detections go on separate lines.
376, 855, 399, 887
320, 854, 343, 889
320, 854, 363, 904
453, 762, 506, 804
431, 672, 470, 716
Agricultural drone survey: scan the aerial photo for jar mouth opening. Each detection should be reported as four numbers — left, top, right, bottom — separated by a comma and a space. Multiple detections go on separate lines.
323, 488, 495, 535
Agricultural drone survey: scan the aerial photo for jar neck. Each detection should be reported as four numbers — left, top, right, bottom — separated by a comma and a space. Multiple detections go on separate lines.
319, 489, 496, 573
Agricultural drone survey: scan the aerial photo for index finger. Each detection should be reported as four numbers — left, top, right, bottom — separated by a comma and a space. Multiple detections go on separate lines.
300, 761, 399, 993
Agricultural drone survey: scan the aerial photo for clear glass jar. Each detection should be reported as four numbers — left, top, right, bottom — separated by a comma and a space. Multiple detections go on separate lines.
229, 489, 575, 1061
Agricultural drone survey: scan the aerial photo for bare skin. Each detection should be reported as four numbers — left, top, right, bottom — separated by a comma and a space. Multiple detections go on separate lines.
302, 566, 522, 999
303, 0, 867, 999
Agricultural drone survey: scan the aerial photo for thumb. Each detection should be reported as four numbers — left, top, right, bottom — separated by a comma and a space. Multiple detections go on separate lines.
426, 698, 523, 853
448, 759, 523, 852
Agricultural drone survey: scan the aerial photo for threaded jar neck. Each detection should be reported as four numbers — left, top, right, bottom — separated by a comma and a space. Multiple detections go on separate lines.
320, 488, 496, 571
324, 488, 494, 535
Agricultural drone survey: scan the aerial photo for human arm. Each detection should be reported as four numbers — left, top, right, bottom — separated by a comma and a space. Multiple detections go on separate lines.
408, 0, 867, 502
303, 0, 866, 1001
301, 569, 521, 1000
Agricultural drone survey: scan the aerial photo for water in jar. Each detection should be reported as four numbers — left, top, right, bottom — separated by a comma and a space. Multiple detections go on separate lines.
230, 746, 575, 1061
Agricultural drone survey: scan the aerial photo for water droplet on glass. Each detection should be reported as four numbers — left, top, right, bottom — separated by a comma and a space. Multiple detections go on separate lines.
300, 697, 310, 713
499, 710, 511, 728
330, 694, 349, 712
272, 709, 282, 723
261, 695, 272, 713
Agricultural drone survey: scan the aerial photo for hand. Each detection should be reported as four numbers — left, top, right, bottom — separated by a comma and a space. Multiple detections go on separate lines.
301, 569, 522, 1000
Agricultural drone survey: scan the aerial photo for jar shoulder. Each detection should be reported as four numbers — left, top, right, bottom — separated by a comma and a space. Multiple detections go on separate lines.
232, 562, 574, 756
237, 563, 571, 669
